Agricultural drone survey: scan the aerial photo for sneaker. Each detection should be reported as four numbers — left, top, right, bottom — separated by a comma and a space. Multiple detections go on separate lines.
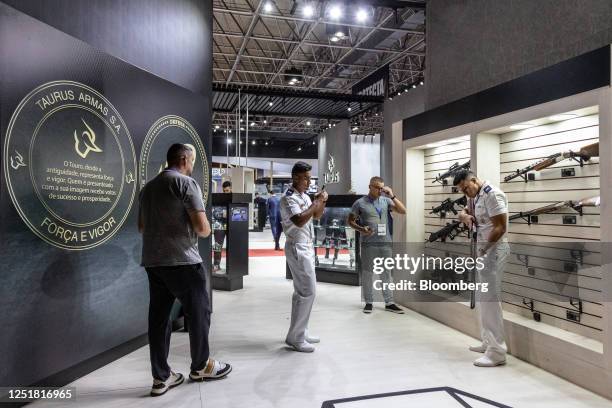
189, 359, 232, 382
469, 344, 487, 353
363, 303, 373, 314
150, 371, 184, 397
474, 353, 506, 367
385, 303, 404, 314
285, 340, 315, 353
305, 331, 320, 344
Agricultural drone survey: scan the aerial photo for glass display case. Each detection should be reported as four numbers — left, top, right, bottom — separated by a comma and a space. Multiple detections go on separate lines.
211, 193, 251, 291
286, 194, 361, 286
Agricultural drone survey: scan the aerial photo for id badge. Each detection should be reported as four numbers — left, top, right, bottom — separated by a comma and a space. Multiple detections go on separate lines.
377, 223, 387, 236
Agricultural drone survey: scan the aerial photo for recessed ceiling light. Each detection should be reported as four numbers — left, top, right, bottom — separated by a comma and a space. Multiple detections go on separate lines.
509, 123, 536, 130
303, 4, 314, 17
268, 101, 273, 106
549, 113, 578, 121
356, 8, 368, 22
329, 5, 342, 19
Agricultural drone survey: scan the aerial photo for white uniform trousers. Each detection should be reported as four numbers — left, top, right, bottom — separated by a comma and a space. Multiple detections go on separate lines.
285, 241, 316, 343
475, 242, 510, 357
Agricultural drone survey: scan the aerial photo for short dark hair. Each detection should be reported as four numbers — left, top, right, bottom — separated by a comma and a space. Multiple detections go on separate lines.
453, 169, 476, 186
291, 161, 312, 177
222, 181, 232, 188
167, 143, 192, 166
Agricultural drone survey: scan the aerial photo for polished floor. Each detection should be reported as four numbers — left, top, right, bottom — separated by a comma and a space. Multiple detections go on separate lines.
32, 232, 612, 407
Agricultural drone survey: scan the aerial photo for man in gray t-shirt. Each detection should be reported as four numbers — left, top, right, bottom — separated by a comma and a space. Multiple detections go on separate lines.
139, 143, 231, 397
348, 176, 407, 314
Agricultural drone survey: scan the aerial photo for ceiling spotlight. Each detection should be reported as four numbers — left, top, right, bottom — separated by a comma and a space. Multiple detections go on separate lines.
263, 119, 268, 124
252, 140, 256, 145
375, 112, 379, 116
268, 99, 273, 107
240, 119, 243, 123
312, 140, 316, 145
330, 36, 340, 42
240, 140, 243, 145
347, 106, 352, 112
420, 81, 424, 86
303, 4, 314, 17
227, 138, 232, 144
264, 2, 273, 13
215, 125, 220, 129
328, 123, 332, 128
356, 8, 368, 22
335, 30, 345, 38
329, 4, 342, 19
297, 146, 302, 151
265, 141, 269, 146
404, 89, 408, 93
397, 91, 401, 96
251, 122, 256, 127
285, 67, 303, 84
412, 84, 417, 88
306, 121, 311, 126
240, 127, 244, 131
353, 126, 358, 131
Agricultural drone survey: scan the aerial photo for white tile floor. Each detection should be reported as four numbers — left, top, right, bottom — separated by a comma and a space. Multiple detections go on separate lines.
31, 234, 612, 408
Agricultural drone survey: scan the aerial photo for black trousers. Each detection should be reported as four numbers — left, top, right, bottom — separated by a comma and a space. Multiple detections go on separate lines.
145, 263, 211, 381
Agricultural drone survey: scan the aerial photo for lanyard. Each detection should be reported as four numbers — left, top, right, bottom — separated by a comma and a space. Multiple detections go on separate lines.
367, 196, 383, 220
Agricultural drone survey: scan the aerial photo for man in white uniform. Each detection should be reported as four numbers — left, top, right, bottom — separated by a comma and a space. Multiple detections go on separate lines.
454, 170, 510, 367
281, 161, 328, 352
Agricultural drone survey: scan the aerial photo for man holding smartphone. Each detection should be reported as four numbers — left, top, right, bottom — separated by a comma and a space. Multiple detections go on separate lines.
281, 161, 328, 352
348, 176, 406, 314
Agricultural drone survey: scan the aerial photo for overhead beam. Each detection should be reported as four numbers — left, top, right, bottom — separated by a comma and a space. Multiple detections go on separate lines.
225, 0, 264, 84
212, 8, 424, 35
213, 83, 384, 103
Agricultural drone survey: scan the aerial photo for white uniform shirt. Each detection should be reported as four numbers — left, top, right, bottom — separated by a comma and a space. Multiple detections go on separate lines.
472, 180, 508, 243
280, 187, 314, 243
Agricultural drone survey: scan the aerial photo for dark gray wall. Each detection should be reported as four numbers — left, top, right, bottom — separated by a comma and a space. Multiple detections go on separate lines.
1, 0, 212, 95
382, 86, 426, 185
426, 0, 612, 109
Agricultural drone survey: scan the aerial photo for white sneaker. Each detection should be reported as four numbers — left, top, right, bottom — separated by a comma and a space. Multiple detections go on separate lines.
474, 353, 506, 367
469, 344, 487, 353
189, 359, 232, 382
305, 331, 320, 343
285, 340, 315, 353
150, 371, 184, 397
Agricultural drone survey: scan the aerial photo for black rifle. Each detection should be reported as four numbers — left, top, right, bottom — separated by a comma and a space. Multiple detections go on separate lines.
504, 142, 599, 182
432, 160, 470, 184
430, 196, 467, 216
426, 221, 468, 242
509, 196, 600, 224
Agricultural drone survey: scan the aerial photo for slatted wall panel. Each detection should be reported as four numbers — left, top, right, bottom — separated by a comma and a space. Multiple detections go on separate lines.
423, 141, 471, 300
424, 140, 471, 241
500, 114, 602, 340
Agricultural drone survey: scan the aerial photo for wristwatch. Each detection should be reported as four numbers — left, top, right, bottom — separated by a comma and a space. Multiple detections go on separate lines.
390, 195, 396, 200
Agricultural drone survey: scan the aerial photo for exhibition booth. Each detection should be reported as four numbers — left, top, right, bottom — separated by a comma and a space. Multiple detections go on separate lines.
391, 46, 612, 398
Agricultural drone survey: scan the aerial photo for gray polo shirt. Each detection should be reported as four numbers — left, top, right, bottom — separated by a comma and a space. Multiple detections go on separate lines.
350, 195, 393, 243
139, 169, 205, 267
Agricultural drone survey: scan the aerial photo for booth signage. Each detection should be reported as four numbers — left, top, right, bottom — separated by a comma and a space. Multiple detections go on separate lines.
324, 153, 340, 184
3, 80, 137, 250
351, 64, 389, 98
140, 115, 210, 205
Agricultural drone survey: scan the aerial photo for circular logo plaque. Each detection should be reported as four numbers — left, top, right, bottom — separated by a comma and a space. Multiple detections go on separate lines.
3, 80, 137, 250
140, 115, 209, 205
